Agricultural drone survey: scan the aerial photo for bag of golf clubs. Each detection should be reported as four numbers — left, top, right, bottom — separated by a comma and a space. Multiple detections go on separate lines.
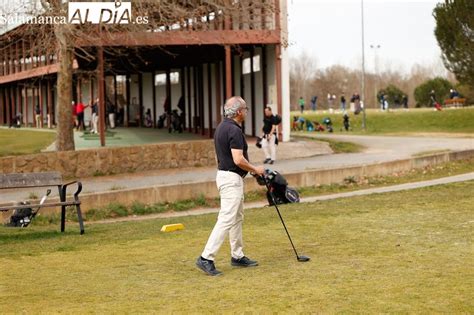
323, 117, 333, 133
4, 189, 51, 227
255, 169, 300, 206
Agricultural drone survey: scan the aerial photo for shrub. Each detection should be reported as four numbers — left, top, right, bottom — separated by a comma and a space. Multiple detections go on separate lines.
107, 203, 129, 217
414, 77, 452, 107
377, 84, 406, 107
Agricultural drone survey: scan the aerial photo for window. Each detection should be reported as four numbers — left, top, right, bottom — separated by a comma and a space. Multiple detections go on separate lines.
242, 55, 260, 75
155, 72, 179, 86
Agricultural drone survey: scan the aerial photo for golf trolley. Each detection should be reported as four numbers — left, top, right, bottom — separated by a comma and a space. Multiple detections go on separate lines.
254, 169, 310, 262
5, 189, 51, 227
0, 172, 85, 234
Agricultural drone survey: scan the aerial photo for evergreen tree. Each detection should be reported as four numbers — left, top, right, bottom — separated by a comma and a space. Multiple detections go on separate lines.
414, 77, 451, 107
433, 0, 474, 87
377, 85, 405, 108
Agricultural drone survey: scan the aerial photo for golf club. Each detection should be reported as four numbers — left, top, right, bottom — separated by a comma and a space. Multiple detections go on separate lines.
262, 175, 310, 262
20, 189, 51, 227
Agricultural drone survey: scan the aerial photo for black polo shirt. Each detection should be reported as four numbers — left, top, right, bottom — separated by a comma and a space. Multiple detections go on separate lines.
214, 118, 249, 177
263, 115, 278, 134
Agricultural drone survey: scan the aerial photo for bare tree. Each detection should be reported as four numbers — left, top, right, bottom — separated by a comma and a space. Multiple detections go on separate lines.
290, 50, 457, 110
289, 51, 318, 108
2, 0, 275, 150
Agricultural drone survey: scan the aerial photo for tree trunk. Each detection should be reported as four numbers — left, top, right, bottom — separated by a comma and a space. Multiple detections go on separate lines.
55, 24, 75, 151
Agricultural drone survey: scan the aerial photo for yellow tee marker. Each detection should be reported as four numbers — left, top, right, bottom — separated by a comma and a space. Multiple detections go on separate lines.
160, 223, 185, 232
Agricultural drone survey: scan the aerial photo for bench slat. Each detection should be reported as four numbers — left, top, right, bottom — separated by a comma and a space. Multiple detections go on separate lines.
444, 98, 466, 106
0, 172, 63, 189
0, 201, 81, 212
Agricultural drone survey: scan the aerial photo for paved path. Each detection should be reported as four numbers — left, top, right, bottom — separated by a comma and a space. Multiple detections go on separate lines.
1, 134, 473, 201
92, 172, 474, 224
78, 134, 474, 193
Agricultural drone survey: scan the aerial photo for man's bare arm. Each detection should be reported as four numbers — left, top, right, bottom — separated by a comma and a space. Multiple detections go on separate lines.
231, 149, 264, 176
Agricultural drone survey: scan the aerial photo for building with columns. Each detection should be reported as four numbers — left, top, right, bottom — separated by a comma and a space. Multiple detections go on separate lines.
0, 1, 290, 144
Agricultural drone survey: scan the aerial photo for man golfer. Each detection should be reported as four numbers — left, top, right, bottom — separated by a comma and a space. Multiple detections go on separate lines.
196, 96, 265, 276
261, 106, 279, 165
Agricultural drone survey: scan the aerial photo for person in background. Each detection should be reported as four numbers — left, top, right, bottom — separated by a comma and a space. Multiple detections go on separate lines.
261, 106, 279, 165
76, 101, 89, 131
450, 88, 459, 99
71, 101, 77, 129
91, 98, 99, 134
145, 108, 153, 128
429, 90, 437, 107
340, 94, 346, 111
383, 95, 389, 111
35, 103, 41, 128
353, 93, 361, 114
402, 95, 408, 109
106, 98, 116, 129
310, 95, 318, 111
298, 96, 305, 114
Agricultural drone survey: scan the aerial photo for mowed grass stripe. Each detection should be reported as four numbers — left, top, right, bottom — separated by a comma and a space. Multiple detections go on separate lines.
0, 129, 56, 157
292, 107, 474, 134
0, 181, 472, 313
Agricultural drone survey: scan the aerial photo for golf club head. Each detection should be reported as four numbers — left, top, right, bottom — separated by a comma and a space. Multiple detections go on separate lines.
297, 255, 310, 262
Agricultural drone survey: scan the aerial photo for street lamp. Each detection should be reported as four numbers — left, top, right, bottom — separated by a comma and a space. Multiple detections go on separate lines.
370, 44, 381, 108
361, 0, 367, 130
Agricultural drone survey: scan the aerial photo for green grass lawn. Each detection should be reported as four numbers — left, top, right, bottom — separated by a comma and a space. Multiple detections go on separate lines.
293, 136, 365, 153
0, 129, 56, 157
0, 181, 472, 312
292, 107, 474, 135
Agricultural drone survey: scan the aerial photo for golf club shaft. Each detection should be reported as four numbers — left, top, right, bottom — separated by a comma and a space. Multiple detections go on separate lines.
266, 182, 301, 259
32, 189, 51, 217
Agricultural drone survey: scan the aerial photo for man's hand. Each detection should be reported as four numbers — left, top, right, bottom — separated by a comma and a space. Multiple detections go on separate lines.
253, 165, 265, 176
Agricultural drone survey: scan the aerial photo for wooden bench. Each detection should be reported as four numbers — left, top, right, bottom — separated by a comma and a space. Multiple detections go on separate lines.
0, 172, 85, 234
444, 98, 466, 107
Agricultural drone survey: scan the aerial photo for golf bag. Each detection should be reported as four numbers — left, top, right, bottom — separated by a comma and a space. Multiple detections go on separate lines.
256, 169, 300, 206
5, 201, 33, 227
4, 189, 51, 228
323, 117, 333, 133
169, 109, 184, 133
342, 113, 350, 131
157, 113, 166, 129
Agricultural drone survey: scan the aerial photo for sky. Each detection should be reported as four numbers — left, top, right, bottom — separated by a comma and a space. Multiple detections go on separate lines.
287, 0, 446, 74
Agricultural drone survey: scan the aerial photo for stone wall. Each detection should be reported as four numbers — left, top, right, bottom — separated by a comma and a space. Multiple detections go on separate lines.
75, 149, 474, 212
0, 140, 216, 178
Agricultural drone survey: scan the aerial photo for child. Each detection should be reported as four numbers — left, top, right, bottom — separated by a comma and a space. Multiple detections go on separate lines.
292, 116, 299, 131
297, 116, 306, 131
145, 109, 153, 127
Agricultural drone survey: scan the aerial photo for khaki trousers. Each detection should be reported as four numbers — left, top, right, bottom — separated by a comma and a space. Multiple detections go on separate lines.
201, 171, 245, 261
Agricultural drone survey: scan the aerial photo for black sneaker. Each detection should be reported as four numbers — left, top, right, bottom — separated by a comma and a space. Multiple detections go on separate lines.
263, 158, 271, 164
196, 256, 222, 276
231, 256, 258, 267
269, 160, 274, 165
